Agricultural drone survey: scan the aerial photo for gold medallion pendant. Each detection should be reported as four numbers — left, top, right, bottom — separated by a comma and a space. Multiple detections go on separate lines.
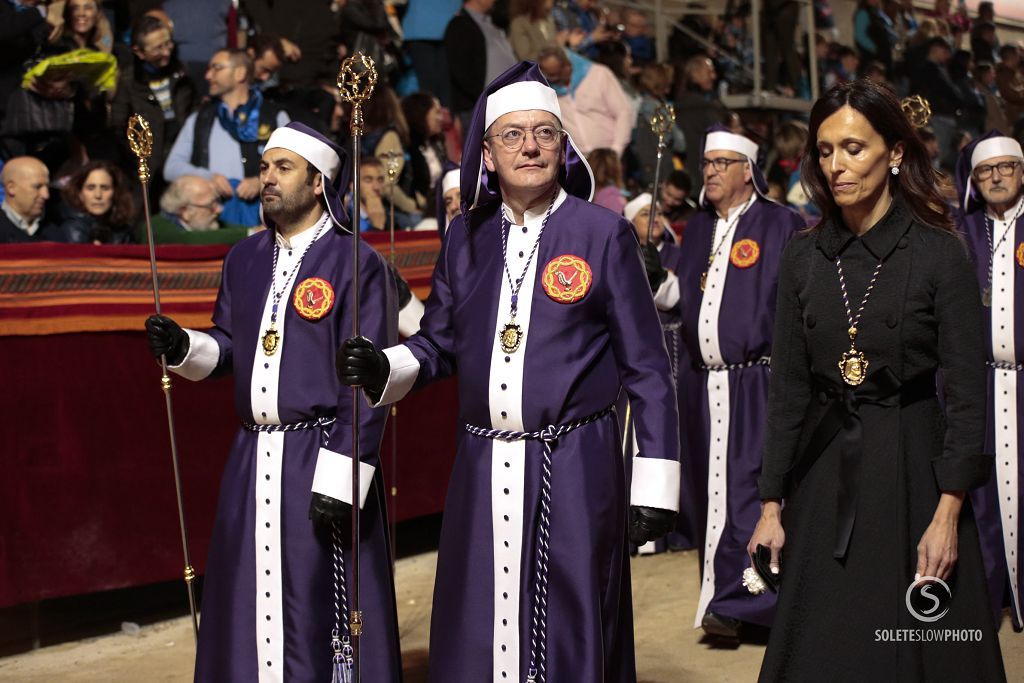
839, 346, 868, 385
262, 327, 280, 356
500, 322, 523, 354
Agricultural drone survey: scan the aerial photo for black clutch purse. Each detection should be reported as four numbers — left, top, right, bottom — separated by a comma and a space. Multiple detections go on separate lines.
752, 544, 781, 592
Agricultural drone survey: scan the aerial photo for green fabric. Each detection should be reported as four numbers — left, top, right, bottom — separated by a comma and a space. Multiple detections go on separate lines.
139, 213, 253, 245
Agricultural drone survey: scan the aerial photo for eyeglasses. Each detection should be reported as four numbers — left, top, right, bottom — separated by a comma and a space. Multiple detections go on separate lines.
701, 157, 747, 173
189, 199, 221, 211
486, 125, 563, 151
973, 160, 1021, 181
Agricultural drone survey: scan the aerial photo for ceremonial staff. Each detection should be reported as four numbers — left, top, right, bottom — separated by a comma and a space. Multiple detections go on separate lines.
645, 103, 675, 247
127, 114, 199, 643
337, 52, 378, 683
383, 150, 402, 566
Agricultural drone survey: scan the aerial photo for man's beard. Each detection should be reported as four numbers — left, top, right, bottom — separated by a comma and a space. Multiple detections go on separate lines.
262, 189, 319, 225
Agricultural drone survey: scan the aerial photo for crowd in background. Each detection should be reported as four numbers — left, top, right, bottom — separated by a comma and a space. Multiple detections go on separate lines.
1, 0, 1023, 245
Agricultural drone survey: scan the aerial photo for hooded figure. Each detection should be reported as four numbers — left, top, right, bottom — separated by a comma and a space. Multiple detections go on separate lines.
955, 130, 1024, 632
676, 125, 803, 639
147, 121, 403, 681
337, 61, 681, 682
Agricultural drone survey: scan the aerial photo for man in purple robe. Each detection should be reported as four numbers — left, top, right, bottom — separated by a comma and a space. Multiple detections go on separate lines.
677, 126, 803, 639
339, 62, 681, 683
955, 131, 1024, 632
623, 192, 697, 554
144, 122, 402, 681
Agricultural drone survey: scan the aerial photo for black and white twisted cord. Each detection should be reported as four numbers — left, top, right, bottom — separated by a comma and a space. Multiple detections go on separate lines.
242, 416, 336, 433
988, 360, 1024, 372
464, 405, 613, 683
330, 522, 353, 683
836, 256, 884, 334
700, 356, 770, 372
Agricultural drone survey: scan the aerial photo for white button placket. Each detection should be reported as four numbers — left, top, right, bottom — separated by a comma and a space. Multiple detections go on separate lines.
991, 219, 1022, 626
250, 219, 330, 682
487, 192, 563, 683
693, 216, 736, 628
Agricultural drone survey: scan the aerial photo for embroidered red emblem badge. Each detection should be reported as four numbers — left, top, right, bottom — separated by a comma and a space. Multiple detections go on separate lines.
542, 254, 592, 304
1016, 242, 1024, 269
730, 239, 760, 268
293, 277, 335, 320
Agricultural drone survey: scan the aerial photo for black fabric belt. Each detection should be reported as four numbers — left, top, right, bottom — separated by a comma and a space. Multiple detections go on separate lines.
790, 367, 937, 560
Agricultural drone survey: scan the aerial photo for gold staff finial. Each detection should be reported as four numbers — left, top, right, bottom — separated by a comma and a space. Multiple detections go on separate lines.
127, 114, 154, 184
383, 150, 401, 186
650, 103, 676, 139
337, 53, 379, 137
901, 95, 932, 129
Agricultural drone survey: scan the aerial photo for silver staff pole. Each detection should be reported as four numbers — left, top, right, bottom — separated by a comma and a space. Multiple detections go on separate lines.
337, 53, 378, 682
645, 103, 675, 247
383, 150, 401, 567
127, 114, 199, 643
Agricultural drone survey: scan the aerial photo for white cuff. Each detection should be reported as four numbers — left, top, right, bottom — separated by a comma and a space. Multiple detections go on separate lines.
371, 344, 420, 407
398, 295, 425, 338
630, 456, 680, 512
311, 447, 376, 509
653, 270, 680, 311
169, 329, 219, 381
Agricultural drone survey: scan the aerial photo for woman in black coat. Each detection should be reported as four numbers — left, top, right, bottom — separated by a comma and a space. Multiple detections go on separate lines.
60, 159, 135, 244
749, 79, 1006, 681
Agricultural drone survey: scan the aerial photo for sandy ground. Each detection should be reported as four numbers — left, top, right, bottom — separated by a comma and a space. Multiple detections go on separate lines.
1, 550, 1020, 682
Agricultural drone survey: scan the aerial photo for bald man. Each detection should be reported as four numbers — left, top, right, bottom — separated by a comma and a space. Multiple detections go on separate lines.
0, 157, 66, 243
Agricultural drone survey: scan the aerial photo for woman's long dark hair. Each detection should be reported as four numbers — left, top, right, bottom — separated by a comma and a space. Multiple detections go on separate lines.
802, 79, 954, 232
63, 160, 135, 229
402, 91, 441, 148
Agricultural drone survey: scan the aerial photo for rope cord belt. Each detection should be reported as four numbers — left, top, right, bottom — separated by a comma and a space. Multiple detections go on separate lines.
988, 360, 1024, 372
242, 416, 337, 432
464, 404, 614, 683
700, 356, 770, 372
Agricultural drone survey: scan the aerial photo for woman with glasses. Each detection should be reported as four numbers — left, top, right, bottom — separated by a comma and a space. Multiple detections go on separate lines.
749, 79, 1006, 680
955, 131, 1024, 635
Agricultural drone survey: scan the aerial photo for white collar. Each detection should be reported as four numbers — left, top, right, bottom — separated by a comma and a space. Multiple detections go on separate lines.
713, 192, 756, 222
274, 211, 330, 250
2, 201, 40, 237
501, 186, 568, 226
986, 193, 1024, 224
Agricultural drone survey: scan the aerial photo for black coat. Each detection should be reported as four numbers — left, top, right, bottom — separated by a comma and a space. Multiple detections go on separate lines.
0, 209, 67, 244
0, 1, 49, 122
758, 198, 1006, 681
443, 10, 486, 114
110, 58, 197, 173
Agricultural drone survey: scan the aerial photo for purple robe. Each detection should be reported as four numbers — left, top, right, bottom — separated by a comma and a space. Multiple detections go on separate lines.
961, 203, 1024, 631
377, 191, 680, 682
676, 197, 802, 627
171, 220, 402, 681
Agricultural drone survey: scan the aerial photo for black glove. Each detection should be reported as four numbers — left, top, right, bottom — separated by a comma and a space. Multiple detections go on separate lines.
392, 265, 412, 309
336, 336, 390, 399
628, 505, 677, 546
309, 492, 352, 529
145, 314, 189, 365
642, 243, 667, 293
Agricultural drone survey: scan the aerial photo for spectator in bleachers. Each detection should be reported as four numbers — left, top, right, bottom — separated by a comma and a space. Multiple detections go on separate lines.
0, 0, 60, 135
402, 92, 449, 209
903, 17, 940, 77
971, 20, 999, 65
951, 49, 986, 139
243, 0, 338, 90
997, 44, 1024, 128
658, 169, 697, 227
51, 0, 113, 53
164, 48, 290, 228
762, 0, 800, 96
825, 45, 860, 90
363, 85, 420, 227
509, 0, 567, 62
537, 45, 634, 156
914, 36, 962, 170
163, 0, 230, 98
0, 156, 66, 243
339, 0, 403, 84
630, 62, 686, 189
402, 0, 461, 107
621, 8, 655, 66
587, 147, 626, 214
974, 61, 1010, 134
551, 0, 612, 58
717, 7, 754, 94
591, 40, 640, 108
668, 4, 715, 65
918, 125, 941, 169
59, 160, 135, 244
854, 0, 897, 75
111, 15, 196, 194
247, 34, 286, 90
444, 0, 518, 129
353, 155, 387, 232
674, 54, 728, 193
143, 175, 252, 245
862, 60, 889, 85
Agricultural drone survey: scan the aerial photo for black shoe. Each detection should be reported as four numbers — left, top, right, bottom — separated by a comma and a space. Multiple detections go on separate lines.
701, 611, 741, 639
